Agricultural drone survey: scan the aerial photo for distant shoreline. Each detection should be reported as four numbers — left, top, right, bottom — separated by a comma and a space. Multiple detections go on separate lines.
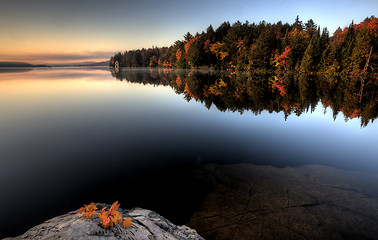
0, 60, 110, 68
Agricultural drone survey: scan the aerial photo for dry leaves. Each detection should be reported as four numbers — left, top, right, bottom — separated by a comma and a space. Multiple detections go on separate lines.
77, 202, 97, 219
77, 201, 132, 229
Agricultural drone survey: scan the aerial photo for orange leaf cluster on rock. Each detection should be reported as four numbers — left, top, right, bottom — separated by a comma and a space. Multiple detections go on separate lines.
77, 201, 132, 229
77, 202, 97, 219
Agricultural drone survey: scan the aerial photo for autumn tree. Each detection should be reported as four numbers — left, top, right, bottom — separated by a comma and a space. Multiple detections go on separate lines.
274, 46, 291, 70
185, 36, 204, 68
210, 41, 229, 69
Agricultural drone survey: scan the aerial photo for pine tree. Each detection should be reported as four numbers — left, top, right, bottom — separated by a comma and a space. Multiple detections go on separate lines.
340, 24, 356, 73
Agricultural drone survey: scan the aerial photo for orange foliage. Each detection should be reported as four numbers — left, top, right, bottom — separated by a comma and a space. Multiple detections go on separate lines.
185, 36, 200, 54
274, 46, 290, 70
77, 202, 97, 219
331, 27, 349, 45
163, 68, 171, 75
349, 109, 360, 119
271, 76, 286, 96
163, 60, 171, 68
288, 27, 309, 40
237, 40, 246, 54
208, 79, 227, 96
340, 108, 360, 119
203, 86, 210, 98
185, 84, 197, 99
77, 201, 132, 229
209, 42, 229, 60
176, 49, 182, 61
176, 76, 182, 87
353, 17, 378, 34
330, 17, 378, 46
204, 39, 211, 53
281, 102, 300, 111
98, 201, 123, 228
123, 218, 132, 228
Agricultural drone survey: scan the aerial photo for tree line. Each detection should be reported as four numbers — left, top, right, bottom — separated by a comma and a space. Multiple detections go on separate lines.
110, 16, 377, 75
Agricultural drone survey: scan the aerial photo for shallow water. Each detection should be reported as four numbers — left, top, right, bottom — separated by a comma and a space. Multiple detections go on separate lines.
0, 68, 377, 238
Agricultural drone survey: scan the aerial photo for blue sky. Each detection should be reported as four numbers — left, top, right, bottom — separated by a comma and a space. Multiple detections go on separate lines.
0, 0, 377, 63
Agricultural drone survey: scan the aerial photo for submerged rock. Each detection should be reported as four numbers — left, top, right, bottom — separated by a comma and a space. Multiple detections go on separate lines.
6, 206, 204, 240
187, 164, 378, 240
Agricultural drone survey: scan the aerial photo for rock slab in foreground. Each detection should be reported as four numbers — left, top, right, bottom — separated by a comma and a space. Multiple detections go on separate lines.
5, 206, 204, 240
187, 164, 378, 240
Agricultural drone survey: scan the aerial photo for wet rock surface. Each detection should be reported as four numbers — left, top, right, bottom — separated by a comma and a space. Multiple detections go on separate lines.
5, 207, 204, 240
186, 164, 378, 240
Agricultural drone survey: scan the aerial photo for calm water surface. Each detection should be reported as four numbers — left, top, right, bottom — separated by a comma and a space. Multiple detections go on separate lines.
0, 68, 377, 238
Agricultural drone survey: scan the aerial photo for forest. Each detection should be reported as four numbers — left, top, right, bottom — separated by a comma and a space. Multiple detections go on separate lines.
110, 16, 377, 75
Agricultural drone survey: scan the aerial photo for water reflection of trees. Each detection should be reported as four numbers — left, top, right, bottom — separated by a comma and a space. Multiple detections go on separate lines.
112, 69, 377, 127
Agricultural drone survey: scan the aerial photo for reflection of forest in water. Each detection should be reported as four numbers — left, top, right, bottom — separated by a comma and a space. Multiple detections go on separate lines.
112, 69, 377, 127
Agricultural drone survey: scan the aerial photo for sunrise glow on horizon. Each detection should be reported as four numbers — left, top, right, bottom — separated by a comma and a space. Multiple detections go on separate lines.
1, 0, 377, 64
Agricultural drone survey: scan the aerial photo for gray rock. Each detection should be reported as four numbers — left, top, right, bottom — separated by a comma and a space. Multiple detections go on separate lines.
187, 164, 378, 240
5, 206, 204, 240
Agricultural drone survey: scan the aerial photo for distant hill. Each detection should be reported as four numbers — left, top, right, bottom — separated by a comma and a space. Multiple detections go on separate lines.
0, 60, 109, 68
51, 60, 110, 67
0, 62, 50, 68
86, 60, 110, 66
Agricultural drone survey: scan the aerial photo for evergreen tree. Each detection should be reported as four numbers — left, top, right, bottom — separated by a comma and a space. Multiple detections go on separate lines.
340, 24, 356, 73
293, 15, 304, 30
249, 27, 276, 70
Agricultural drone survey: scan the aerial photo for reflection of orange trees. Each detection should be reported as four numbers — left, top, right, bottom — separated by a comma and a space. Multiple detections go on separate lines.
112, 70, 377, 127
320, 75, 377, 127
341, 108, 360, 119
149, 68, 159, 79
176, 76, 182, 87
270, 76, 286, 96
208, 79, 227, 96
184, 84, 195, 99
163, 68, 171, 75
281, 102, 301, 112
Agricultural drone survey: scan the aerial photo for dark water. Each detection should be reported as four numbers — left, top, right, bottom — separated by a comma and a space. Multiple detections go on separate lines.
0, 68, 377, 238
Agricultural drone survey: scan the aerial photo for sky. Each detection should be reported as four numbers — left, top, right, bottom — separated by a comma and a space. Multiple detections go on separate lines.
0, 0, 377, 64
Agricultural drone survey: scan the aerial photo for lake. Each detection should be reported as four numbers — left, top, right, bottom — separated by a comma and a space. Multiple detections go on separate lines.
1, 68, 377, 239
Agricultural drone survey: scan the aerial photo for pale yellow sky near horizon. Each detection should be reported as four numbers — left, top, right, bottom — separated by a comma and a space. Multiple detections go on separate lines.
0, 35, 165, 64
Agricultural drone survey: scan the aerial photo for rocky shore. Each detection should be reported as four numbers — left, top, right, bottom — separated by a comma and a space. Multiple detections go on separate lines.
5, 206, 204, 240
5, 163, 378, 240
